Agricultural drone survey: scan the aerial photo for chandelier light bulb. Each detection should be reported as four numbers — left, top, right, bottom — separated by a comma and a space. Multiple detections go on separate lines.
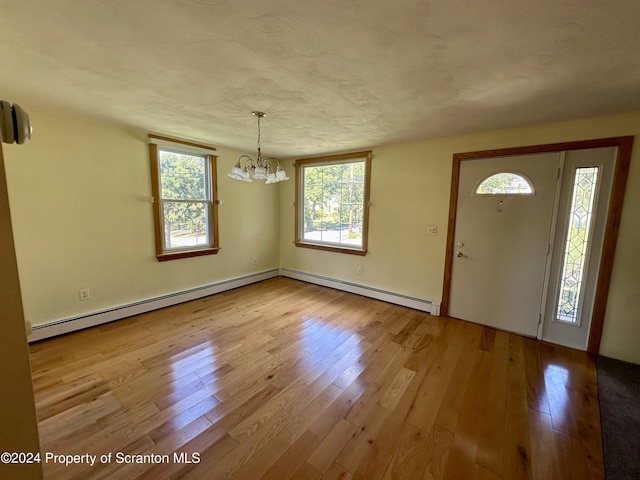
228, 112, 288, 184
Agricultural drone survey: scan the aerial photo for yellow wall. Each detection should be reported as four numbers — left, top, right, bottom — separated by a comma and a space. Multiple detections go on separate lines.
3, 106, 639, 364
0, 143, 42, 480
3, 106, 280, 327
280, 111, 640, 364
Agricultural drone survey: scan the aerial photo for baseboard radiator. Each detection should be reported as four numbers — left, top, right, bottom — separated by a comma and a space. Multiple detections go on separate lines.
28, 268, 440, 343
279, 268, 440, 315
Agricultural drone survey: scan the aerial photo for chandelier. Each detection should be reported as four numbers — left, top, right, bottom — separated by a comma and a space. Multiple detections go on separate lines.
227, 112, 289, 184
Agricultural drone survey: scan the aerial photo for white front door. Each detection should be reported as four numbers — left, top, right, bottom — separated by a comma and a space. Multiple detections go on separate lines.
541, 147, 616, 349
448, 152, 561, 336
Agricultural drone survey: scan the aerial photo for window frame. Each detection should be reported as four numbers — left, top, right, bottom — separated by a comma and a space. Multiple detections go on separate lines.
148, 135, 220, 261
294, 150, 372, 256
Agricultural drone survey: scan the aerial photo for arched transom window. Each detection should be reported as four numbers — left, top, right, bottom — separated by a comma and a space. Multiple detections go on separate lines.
475, 172, 534, 195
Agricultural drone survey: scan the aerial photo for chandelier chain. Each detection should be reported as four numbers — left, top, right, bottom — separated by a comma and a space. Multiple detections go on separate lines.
257, 114, 261, 158
227, 111, 288, 184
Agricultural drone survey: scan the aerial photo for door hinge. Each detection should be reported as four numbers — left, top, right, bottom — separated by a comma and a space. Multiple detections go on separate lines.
557, 167, 561, 179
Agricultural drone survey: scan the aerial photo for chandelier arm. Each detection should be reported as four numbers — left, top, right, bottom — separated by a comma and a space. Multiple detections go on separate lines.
265, 159, 274, 173
236, 155, 251, 169
228, 111, 288, 183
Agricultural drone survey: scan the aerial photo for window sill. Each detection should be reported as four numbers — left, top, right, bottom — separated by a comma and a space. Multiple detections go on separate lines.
294, 241, 367, 256
156, 247, 220, 262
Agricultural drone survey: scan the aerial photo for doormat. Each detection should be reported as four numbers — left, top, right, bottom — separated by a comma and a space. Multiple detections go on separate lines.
597, 355, 640, 480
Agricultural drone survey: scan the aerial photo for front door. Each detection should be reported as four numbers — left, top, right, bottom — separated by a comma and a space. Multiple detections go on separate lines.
448, 152, 561, 336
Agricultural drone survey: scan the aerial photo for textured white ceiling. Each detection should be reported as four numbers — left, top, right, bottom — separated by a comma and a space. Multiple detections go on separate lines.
1, 0, 639, 157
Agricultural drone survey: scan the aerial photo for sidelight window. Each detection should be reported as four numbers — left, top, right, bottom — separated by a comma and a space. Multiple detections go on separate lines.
555, 167, 599, 324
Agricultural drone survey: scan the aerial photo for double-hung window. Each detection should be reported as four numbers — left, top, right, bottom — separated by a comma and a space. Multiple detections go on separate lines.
149, 135, 220, 261
295, 151, 372, 255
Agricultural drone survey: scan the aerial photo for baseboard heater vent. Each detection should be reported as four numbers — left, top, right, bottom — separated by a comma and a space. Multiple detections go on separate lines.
28, 268, 440, 343
28, 269, 280, 342
279, 268, 440, 316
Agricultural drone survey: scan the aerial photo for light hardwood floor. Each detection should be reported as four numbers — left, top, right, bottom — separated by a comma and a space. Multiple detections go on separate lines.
30, 277, 604, 479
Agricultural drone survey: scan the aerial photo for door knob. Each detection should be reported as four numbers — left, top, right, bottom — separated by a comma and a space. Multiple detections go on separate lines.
456, 251, 465, 258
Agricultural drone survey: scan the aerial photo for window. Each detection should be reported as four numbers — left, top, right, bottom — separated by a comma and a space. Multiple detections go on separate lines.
149, 135, 219, 261
295, 151, 372, 255
475, 172, 534, 195
555, 166, 599, 324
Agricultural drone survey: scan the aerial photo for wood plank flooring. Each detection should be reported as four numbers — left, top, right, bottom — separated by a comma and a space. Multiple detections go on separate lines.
29, 277, 604, 479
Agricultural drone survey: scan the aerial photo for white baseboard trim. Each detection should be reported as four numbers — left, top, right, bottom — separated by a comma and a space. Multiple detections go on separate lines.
28, 268, 280, 343
28, 267, 440, 343
279, 268, 440, 316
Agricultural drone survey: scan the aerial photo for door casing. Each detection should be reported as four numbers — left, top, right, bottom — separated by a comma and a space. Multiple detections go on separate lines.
441, 136, 634, 354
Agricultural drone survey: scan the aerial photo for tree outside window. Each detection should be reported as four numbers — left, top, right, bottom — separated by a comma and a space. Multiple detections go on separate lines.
149, 137, 219, 261
295, 151, 371, 256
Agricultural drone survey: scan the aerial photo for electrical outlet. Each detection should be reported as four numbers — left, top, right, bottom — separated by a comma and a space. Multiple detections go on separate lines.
426, 225, 438, 235
253, 257, 258, 265
356, 266, 364, 276
79, 288, 90, 301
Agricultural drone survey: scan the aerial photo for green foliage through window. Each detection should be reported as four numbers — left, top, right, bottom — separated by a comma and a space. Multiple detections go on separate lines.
476, 172, 533, 195
296, 151, 371, 254
159, 150, 210, 250
149, 136, 219, 261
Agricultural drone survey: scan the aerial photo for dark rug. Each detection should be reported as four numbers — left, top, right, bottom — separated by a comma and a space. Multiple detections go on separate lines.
597, 355, 640, 480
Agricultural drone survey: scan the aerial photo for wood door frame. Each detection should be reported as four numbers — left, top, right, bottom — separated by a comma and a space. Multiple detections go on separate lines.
441, 136, 634, 354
